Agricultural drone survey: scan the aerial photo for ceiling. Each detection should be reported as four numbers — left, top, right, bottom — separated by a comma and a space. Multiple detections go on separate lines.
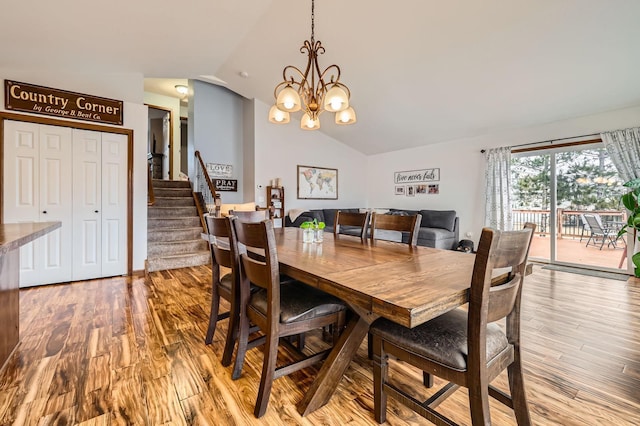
3, 0, 640, 155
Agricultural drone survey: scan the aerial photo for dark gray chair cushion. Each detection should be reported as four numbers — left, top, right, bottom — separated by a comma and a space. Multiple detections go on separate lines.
219, 273, 233, 291
420, 210, 457, 232
250, 281, 346, 324
370, 308, 509, 371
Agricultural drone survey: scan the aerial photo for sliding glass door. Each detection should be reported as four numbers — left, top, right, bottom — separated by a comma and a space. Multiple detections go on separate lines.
512, 143, 627, 271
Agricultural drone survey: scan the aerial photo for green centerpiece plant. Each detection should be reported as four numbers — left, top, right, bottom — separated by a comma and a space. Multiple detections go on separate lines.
618, 178, 640, 276
300, 219, 325, 242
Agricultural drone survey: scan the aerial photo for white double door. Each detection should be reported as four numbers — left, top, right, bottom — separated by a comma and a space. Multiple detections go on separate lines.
3, 120, 127, 286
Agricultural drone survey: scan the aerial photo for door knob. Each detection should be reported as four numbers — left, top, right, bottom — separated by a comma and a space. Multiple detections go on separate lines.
42, 211, 47, 214
95, 210, 99, 213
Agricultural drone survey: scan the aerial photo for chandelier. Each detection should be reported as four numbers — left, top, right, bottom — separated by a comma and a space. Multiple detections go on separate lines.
268, 0, 356, 130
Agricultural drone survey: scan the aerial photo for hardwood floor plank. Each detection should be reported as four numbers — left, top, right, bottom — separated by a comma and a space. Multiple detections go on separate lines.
0, 265, 637, 424
144, 375, 187, 426
111, 364, 148, 426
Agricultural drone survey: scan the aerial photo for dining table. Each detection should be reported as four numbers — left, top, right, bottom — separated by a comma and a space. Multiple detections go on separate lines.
271, 227, 477, 416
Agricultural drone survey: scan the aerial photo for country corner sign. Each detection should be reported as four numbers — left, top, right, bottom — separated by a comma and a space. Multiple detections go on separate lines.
5, 80, 123, 125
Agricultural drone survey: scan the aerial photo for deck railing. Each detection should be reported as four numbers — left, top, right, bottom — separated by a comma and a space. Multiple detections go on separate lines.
513, 209, 626, 238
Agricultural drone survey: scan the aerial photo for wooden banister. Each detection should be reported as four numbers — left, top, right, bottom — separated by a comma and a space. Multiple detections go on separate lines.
194, 150, 221, 217
147, 161, 155, 206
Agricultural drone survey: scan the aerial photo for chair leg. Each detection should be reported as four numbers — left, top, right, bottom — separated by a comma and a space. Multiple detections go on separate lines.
231, 310, 251, 380
507, 352, 532, 426
423, 372, 434, 388
372, 336, 388, 424
332, 311, 345, 344
254, 331, 279, 418
205, 285, 221, 345
296, 333, 306, 350
221, 295, 238, 367
468, 377, 491, 426
367, 332, 373, 360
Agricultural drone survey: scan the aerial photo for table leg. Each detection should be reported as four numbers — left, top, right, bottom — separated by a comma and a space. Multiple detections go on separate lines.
297, 312, 372, 416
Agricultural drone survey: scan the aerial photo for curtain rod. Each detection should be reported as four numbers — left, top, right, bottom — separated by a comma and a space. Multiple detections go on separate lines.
480, 132, 601, 153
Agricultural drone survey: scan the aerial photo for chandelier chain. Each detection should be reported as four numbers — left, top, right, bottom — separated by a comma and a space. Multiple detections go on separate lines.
311, 0, 315, 44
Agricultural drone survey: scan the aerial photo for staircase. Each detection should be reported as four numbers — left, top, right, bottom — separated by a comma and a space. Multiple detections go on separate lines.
147, 179, 210, 272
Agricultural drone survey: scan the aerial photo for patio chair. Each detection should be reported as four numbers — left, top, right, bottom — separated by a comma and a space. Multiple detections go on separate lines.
583, 213, 618, 250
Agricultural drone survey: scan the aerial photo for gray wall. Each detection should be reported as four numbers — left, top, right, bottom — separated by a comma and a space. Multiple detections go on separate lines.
188, 80, 246, 204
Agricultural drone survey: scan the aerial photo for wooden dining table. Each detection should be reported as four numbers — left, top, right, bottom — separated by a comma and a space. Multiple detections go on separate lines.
271, 227, 477, 416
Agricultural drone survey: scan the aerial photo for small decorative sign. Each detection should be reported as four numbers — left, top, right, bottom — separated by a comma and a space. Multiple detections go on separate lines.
206, 163, 233, 178
5, 80, 123, 125
394, 168, 440, 184
214, 179, 238, 192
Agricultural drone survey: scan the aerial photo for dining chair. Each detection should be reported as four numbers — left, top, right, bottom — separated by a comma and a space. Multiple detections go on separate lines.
367, 212, 422, 359
370, 212, 422, 246
369, 222, 535, 425
229, 209, 271, 222
583, 213, 617, 249
334, 210, 370, 240
233, 218, 348, 418
203, 214, 238, 369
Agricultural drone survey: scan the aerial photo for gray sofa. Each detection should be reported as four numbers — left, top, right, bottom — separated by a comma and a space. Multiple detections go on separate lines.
285, 208, 459, 250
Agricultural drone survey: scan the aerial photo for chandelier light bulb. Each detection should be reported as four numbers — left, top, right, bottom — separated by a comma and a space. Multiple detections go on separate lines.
335, 107, 356, 125
276, 85, 301, 112
301, 112, 320, 130
323, 85, 349, 112
268, 105, 290, 124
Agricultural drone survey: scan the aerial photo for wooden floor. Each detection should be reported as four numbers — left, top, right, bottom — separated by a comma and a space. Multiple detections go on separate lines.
0, 265, 639, 425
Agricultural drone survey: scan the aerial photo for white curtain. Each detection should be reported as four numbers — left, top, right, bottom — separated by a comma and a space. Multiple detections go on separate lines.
601, 128, 640, 182
484, 146, 513, 230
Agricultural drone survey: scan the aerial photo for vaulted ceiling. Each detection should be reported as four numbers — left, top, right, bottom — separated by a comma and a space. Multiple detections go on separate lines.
2, 0, 640, 154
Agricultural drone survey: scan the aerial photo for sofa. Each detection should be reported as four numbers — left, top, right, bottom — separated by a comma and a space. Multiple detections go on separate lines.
285, 208, 459, 250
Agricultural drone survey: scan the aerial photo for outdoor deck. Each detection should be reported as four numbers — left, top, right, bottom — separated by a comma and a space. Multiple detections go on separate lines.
528, 234, 627, 271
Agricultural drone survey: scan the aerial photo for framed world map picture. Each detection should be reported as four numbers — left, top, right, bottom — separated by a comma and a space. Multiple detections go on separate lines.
297, 165, 338, 199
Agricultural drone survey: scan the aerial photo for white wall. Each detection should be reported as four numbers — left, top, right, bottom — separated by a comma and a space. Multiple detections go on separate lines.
0, 69, 148, 272
367, 104, 640, 245
253, 100, 368, 212
144, 92, 181, 179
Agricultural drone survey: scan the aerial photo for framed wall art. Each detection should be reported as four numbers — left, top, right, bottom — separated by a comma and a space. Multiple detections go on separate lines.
297, 165, 338, 199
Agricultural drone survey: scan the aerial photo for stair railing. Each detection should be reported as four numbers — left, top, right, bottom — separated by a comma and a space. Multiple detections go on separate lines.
194, 151, 221, 219
147, 161, 155, 206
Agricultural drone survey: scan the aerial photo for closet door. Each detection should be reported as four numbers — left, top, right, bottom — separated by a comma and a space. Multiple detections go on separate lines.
72, 129, 102, 281
38, 125, 73, 284
3, 121, 72, 287
100, 132, 127, 277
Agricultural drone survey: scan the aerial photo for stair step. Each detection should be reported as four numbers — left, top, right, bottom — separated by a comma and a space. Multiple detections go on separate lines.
152, 197, 195, 207
148, 206, 198, 218
152, 179, 192, 189
148, 217, 201, 229
147, 251, 210, 272
148, 239, 208, 257
154, 187, 193, 198
148, 227, 204, 243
